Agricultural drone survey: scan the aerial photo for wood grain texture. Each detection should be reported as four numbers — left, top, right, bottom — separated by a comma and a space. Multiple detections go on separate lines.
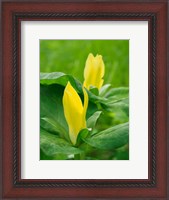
1, 1, 168, 199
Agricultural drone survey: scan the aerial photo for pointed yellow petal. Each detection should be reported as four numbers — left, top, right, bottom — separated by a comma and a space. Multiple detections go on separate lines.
83, 53, 105, 90
64, 82, 83, 112
63, 82, 88, 145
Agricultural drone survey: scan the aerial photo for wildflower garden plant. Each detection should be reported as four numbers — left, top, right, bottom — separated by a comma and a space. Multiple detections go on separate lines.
40, 40, 129, 160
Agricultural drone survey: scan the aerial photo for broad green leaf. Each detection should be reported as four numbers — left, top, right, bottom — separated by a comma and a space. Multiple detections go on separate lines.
40, 118, 59, 135
102, 98, 129, 117
41, 117, 68, 140
40, 72, 81, 92
84, 122, 129, 150
100, 87, 129, 115
90, 87, 129, 108
40, 128, 83, 156
104, 87, 129, 100
87, 111, 102, 129
40, 84, 69, 139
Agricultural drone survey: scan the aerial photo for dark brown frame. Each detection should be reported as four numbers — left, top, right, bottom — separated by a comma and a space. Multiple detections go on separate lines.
1, 0, 168, 199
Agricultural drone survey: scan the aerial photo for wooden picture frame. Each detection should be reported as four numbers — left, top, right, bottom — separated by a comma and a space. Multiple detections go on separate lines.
1, 0, 168, 199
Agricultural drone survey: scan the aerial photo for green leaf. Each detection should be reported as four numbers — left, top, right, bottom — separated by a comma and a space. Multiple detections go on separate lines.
40, 118, 59, 135
40, 84, 69, 140
104, 87, 129, 100
102, 98, 129, 117
99, 84, 111, 97
87, 111, 102, 129
84, 122, 129, 150
76, 128, 89, 146
100, 87, 129, 114
89, 86, 99, 96
41, 117, 68, 140
89, 87, 129, 110
40, 72, 81, 92
86, 101, 98, 119
40, 128, 83, 156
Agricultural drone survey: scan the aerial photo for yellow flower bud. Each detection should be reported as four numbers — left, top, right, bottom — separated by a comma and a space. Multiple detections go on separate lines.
63, 82, 88, 145
83, 53, 105, 90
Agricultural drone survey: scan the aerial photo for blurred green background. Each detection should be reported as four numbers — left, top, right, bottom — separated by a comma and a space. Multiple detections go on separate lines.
40, 40, 129, 87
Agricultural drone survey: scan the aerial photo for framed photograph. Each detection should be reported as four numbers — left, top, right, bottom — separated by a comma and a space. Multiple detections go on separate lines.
1, 0, 168, 199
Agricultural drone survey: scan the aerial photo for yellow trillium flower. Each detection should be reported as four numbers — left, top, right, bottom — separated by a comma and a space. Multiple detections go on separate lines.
83, 53, 105, 90
63, 82, 88, 145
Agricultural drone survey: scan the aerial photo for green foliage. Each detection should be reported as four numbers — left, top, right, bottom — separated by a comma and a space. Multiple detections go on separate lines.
40, 84, 69, 140
40, 72, 129, 160
40, 128, 83, 159
40, 72, 81, 92
40, 40, 129, 160
84, 122, 129, 150
87, 111, 102, 129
